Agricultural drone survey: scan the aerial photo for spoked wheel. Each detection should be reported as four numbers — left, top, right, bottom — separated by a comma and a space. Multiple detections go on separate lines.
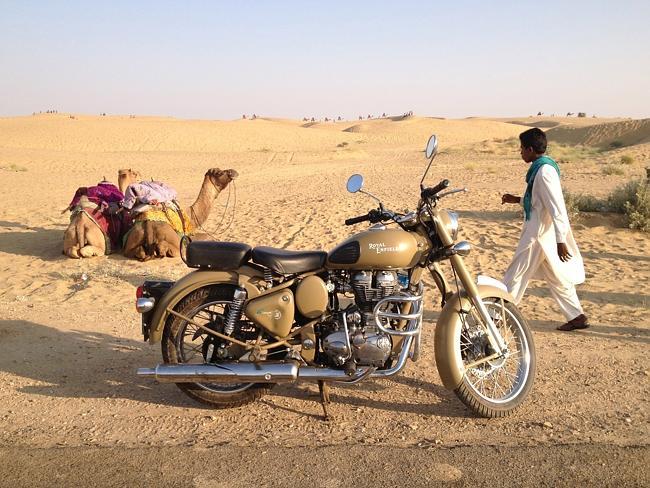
162, 285, 272, 408
454, 298, 535, 417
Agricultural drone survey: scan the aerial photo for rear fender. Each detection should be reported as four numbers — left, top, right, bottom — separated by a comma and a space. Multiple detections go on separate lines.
147, 265, 264, 343
434, 284, 515, 390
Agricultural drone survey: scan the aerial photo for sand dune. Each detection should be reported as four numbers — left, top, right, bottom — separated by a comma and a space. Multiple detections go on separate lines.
546, 118, 650, 148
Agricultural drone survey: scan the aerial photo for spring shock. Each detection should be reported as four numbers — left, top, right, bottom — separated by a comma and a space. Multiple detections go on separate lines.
223, 287, 247, 336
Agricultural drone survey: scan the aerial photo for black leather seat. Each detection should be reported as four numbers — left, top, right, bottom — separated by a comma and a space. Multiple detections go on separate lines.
252, 246, 327, 275
185, 241, 252, 270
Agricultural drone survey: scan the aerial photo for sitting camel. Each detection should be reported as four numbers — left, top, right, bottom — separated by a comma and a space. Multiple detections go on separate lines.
121, 168, 238, 261
63, 172, 140, 258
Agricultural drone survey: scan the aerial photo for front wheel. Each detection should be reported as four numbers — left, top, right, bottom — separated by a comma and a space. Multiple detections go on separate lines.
453, 298, 536, 417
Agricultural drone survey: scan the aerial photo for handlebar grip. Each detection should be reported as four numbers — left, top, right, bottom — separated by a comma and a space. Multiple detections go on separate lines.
345, 213, 370, 225
422, 179, 450, 198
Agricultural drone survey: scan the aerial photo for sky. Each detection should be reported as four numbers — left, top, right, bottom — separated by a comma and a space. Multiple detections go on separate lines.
1, 0, 649, 120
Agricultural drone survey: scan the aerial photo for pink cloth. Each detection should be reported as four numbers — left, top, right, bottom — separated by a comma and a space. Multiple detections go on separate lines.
68, 181, 124, 210
122, 181, 178, 210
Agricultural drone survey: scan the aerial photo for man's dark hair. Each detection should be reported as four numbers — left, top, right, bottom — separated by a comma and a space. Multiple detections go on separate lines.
519, 128, 547, 153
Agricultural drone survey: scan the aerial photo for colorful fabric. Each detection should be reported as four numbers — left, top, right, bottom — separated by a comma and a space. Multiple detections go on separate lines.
123, 181, 178, 210
523, 156, 560, 221
67, 181, 124, 211
134, 204, 194, 236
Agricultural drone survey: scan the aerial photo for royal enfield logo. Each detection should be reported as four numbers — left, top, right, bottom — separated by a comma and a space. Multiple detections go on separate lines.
368, 242, 400, 254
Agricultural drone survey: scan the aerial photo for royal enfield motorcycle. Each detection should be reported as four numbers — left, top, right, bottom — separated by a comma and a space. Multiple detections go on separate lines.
136, 135, 535, 418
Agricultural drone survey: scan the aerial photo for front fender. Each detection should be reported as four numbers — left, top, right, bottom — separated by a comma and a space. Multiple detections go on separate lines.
434, 284, 515, 390
147, 265, 264, 343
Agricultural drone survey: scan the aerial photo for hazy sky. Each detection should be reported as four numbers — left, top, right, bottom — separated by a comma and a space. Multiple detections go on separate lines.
1, 0, 649, 120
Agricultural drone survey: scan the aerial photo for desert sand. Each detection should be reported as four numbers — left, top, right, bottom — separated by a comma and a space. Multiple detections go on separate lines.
1, 113, 648, 485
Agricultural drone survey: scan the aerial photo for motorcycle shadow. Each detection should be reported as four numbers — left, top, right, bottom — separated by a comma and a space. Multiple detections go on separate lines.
267, 374, 469, 419
0, 319, 202, 409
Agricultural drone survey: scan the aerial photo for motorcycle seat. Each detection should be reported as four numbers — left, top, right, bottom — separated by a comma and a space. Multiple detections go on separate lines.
185, 241, 252, 270
252, 246, 327, 275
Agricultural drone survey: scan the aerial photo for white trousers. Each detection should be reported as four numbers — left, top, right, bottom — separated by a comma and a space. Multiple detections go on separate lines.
504, 256, 584, 322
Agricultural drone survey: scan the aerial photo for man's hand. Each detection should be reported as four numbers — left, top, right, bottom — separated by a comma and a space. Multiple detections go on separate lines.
557, 242, 572, 262
501, 194, 521, 205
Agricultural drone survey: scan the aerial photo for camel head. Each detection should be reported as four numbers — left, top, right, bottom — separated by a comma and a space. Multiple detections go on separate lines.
118, 168, 142, 193
205, 168, 238, 191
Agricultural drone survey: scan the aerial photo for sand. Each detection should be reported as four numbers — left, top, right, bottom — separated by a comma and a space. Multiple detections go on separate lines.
0, 114, 648, 470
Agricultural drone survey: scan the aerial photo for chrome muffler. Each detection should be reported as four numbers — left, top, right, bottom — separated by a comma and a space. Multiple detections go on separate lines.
137, 361, 374, 383
137, 361, 300, 383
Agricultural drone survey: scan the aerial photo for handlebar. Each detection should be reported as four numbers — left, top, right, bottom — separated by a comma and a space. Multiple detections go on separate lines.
421, 179, 450, 199
344, 213, 372, 226
345, 209, 393, 226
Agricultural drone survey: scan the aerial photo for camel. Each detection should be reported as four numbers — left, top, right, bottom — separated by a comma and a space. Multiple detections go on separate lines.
63, 171, 140, 259
122, 168, 238, 261
63, 203, 109, 258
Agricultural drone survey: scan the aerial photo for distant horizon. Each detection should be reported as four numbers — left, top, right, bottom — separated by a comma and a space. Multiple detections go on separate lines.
3, 110, 644, 122
2, 1, 649, 120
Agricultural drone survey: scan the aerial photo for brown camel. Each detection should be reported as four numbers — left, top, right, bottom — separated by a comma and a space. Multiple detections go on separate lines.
62, 200, 108, 258
122, 168, 238, 261
63, 171, 141, 259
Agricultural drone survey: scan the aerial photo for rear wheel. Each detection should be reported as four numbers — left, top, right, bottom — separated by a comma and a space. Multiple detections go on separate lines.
161, 285, 272, 408
453, 298, 535, 417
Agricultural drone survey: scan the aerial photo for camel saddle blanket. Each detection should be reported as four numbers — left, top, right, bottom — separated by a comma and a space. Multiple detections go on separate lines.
134, 205, 194, 236
67, 181, 124, 210
123, 181, 178, 210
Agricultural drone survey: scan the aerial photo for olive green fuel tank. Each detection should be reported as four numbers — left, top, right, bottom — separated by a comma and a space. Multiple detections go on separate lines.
327, 227, 427, 270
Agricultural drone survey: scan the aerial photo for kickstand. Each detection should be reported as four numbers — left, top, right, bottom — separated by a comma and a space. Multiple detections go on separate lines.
318, 380, 332, 421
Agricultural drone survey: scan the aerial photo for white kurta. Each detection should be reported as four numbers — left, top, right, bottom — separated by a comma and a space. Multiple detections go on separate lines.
503, 164, 585, 320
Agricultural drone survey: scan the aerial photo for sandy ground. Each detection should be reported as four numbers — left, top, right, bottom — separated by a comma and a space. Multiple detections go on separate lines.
0, 114, 648, 485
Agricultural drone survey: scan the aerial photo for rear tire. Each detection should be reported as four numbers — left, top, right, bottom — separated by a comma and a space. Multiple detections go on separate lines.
161, 285, 272, 409
453, 299, 536, 417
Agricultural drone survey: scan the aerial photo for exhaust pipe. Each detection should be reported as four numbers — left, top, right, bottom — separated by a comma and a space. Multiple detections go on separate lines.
137, 361, 371, 383
137, 361, 300, 383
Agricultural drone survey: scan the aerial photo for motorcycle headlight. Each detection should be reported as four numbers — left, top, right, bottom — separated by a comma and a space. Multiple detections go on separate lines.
439, 210, 459, 241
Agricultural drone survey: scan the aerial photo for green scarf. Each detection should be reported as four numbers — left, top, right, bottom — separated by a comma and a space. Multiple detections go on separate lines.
523, 155, 560, 220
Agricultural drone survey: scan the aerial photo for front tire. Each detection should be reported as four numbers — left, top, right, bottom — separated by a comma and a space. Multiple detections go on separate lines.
453, 298, 536, 417
161, 285, 272, 409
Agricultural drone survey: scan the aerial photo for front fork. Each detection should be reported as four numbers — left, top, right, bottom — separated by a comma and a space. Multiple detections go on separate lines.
429, 213, 508, 355
448, 254, 507, 354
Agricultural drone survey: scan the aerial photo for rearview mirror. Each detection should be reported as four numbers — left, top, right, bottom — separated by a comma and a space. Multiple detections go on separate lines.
346, 174, 364, 193
425, 135, 438, 159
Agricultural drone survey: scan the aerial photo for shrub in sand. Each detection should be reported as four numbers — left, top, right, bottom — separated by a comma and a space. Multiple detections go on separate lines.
609, 140, 625, 149
567, 178, 649, 232
601, 165, 624, 176
620, 154, 634, 165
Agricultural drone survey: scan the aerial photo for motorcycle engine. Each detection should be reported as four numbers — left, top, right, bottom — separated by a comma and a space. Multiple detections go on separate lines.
322, 270, 404, 367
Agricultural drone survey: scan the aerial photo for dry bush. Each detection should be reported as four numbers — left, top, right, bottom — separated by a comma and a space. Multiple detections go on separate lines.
568, 178, 649, 232
624, 183, 650, 232
601, 165, 624, 176
620, 154, 634, 165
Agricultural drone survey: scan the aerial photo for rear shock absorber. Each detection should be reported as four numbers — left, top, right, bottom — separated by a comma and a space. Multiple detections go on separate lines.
223, 287, 247, 336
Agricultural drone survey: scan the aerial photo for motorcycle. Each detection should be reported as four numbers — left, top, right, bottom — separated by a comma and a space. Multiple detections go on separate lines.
136, 135, 536, 418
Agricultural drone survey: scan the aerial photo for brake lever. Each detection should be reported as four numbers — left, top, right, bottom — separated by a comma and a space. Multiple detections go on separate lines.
437, 187, 468, 198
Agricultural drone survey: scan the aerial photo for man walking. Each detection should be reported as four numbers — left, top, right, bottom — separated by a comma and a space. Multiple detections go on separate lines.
501, 128, 588, 331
